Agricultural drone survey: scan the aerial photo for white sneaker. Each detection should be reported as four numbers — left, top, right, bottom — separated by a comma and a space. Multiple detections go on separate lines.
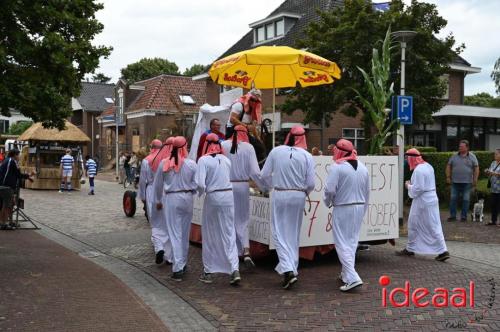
340, 280, 363, 292
58, 190, 63, 193
243, 255, 255, 268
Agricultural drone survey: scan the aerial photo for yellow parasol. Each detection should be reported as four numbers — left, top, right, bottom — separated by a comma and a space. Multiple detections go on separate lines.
209, 46, 341, 145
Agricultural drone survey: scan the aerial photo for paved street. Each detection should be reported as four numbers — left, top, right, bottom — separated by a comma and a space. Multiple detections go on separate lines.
10, 179, 500, 331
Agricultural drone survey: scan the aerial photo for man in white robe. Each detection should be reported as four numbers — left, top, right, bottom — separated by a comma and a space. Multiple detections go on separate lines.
222, 125, 264, 268
261, 126, 315, 289
154, 136, 196, 281
323, 139, 369, 292
139, 138, 173, 265
196, 133, 241, 285
397, 148, 450, 261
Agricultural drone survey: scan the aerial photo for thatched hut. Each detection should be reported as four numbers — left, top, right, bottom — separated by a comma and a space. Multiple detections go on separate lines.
18, 121, 90, 190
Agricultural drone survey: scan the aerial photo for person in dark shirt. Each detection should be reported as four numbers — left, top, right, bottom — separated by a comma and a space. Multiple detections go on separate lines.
196, 119, 225, 161
0, 149, 34, 230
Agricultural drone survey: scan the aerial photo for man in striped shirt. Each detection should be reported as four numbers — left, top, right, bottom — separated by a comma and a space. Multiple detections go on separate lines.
85, 155, 97, 195
60, 149, 75, 193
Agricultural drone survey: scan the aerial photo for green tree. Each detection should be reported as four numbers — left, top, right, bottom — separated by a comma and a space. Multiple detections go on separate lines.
8, 121, 33, 135
92, 73, 112, 83
120, 58, 180, 82
464, 92, 500, 108
0, 1, 112, 129
183, 64, 210, 77
281, 0, 462, 128
354, 28, 398, 155
492, 57, 500, 95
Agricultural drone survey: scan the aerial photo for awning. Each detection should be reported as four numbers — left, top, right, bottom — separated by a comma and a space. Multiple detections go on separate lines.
432, 104, 500, 119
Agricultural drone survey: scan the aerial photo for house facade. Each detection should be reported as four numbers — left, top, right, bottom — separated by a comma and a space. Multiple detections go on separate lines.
0, 110, 31, 134
197, 0, 491, 152
97, 75, 206, 167
71, 82, 115, 156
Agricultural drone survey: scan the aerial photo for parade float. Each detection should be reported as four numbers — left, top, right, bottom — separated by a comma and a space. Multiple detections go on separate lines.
18, 121, 90, 190
188, 46, 399, 259
188, 104, 399, 259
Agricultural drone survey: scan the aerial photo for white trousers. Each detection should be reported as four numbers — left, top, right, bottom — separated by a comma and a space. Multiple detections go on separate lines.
232, 182, 250, 255
146, 185, 172, 262
162, 192, 194, 273
332, 205, 365, 284
201, 191, 239, 275
271, 190, 306, 275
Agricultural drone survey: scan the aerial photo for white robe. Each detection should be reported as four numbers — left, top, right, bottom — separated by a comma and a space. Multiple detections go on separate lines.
261, 146, 315, 275
323, 160, 370, 284
406, 163, 447, 255
196, 154, 239, 274
153, 159, 197, 273
139, 159, 172, 261
221, 140, 265, 254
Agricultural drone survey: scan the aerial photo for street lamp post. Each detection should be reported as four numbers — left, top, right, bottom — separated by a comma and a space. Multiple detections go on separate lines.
392, 30, 416, 227
116, 88, 124, 180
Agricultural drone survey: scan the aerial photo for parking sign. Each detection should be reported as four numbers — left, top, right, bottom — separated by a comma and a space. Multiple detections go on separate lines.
392, 95, 413, 125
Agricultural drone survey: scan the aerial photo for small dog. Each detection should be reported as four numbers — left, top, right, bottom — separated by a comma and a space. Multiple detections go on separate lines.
472, 199, 484, 223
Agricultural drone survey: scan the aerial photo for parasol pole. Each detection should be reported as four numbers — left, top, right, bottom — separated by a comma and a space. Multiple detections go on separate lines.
272, 65, 276, 148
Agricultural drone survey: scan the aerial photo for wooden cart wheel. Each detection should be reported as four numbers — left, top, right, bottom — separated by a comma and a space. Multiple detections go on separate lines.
123, 190, 137, 217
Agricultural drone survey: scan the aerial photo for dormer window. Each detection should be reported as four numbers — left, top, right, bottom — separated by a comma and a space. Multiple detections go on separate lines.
250, 12, 300, 45
179, 94, 195, 105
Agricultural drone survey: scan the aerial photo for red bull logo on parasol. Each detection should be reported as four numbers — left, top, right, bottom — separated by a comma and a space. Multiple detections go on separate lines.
302, 55, 331, 68
300, 72, 329, 83
223, 71, 251, 87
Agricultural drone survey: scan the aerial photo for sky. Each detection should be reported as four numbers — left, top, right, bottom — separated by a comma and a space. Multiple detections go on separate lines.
92, 0, 500, 96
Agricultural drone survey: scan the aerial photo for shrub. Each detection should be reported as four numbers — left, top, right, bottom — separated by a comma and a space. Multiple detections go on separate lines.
405, 146, 437, 153
405, 151, 494, 201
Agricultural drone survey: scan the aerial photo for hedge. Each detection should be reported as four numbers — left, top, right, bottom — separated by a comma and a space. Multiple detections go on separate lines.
382, 146, 437, 154
404, 151, 495, 201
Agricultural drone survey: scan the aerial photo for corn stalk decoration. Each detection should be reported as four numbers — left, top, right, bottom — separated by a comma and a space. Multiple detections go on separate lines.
353, 27, 398, 155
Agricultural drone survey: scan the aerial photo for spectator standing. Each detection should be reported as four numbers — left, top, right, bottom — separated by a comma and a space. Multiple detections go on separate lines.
196, 119, 225, 161
124, 152, 131, 182
85, 155, 97, 195
118, 152, 126, 184
0, 149, 34, 229
60, 149, 75, 193
129, 152, 139, 178
485, 148, 500, 226
446, 140, 479, 222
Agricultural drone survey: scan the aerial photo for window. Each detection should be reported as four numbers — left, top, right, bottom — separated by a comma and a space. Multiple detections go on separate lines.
257, 26, 265, 42
440, 74, 450, 100
0, 120, 9, 134
254, 19, 286, 44
266, 23, 274, 39
179, 94, 195, 105
342, 128, 365, 150
276, 19, 284, 36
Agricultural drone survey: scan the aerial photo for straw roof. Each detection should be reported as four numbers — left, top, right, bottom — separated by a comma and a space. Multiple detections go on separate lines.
18, 121, 90, 142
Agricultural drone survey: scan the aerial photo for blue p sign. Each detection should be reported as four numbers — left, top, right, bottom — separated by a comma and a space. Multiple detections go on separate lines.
397, 96, 413, 125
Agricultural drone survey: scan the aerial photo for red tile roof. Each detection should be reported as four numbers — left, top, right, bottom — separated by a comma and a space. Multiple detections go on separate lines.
127, 74, 206, 114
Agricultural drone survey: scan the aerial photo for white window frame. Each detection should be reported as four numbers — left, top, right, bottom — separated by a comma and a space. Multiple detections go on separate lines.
342, 128, 365, 149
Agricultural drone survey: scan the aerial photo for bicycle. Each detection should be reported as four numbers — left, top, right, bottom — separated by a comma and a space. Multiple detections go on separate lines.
123, 168, 137, 189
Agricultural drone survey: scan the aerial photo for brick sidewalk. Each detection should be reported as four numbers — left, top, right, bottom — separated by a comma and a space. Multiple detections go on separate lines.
0, 231, 168, 332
